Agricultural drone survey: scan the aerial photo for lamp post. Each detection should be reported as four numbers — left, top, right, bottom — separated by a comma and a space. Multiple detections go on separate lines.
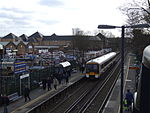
0, 44, 3, 95
97, 23, 150, 113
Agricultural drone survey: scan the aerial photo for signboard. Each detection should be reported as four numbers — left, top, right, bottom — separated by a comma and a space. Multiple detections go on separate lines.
20, 73, 29, 79
129, 66, 140, 70
14, 61, 27, 74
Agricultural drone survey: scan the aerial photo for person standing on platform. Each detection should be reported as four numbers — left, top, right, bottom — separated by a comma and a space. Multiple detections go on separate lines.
2, 94, 9, 113
64, 70, 69, 85
53, 77, 58, 90
81, 64, 85, 73
125, 89, 134, 110
123, 98, 128, 111
47, 76, 52, 91
42, 78, 47, 90
24, 85, 31, 102
0, 94, 2, 106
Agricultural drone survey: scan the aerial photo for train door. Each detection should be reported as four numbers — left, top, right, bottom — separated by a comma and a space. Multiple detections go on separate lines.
99, 64, 101, 77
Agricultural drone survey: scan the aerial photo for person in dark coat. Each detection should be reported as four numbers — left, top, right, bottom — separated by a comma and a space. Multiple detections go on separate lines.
0, 94, 2, 106
65, 71, 69, 84
2, 94, 9, 113
2, 95, 9, 106
53, 77, 58, 90
47, 76, 52, 91
42, 78, 47, 90
125, 89, 134, 110
81, 64, 85, 73
24, 85, 31, 102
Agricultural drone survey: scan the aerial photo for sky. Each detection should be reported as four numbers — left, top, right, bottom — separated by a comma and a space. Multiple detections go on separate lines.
0, 0, 129, 37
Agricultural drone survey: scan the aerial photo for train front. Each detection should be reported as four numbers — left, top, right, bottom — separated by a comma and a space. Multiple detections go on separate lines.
85, 63, 99, 78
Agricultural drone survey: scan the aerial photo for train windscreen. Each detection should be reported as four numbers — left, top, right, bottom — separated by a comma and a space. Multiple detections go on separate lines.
86, 64, 99, 73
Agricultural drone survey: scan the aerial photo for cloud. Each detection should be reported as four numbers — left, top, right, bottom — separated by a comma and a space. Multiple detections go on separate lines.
1, 7, 32, 14
38, 19, 60, 25
39, 0, 64, 7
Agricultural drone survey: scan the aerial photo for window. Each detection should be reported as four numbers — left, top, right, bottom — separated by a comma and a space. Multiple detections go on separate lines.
86, 64, 99, 73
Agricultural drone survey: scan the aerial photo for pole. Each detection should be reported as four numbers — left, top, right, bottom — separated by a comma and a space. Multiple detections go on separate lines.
0, 49, 3, 95
120, 26, 125, 113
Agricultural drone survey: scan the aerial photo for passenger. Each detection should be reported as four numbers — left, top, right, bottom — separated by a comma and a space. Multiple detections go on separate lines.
65, 71, 69, 85
53, 77, 58, 90
2, 94, 9, 105
47, 76, 53, 91
42, 78, 47, 90
24, 85, 31, 102
67, 69, 71, 77
54, 71, 61, 85
123, 98, 128, 111
81, 64, 85, 73
2, 94, 9, 113
125, 89, 134, 110
0, 94, 2, 106
58, 73, 62, 85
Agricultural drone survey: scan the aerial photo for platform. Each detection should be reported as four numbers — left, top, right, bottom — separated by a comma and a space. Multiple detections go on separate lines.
0, 71, 83, 113
103, 53, 137, 113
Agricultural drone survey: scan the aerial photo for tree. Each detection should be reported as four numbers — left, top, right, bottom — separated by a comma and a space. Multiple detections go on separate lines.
120, 0, 150, 25
120, 0, 150, 55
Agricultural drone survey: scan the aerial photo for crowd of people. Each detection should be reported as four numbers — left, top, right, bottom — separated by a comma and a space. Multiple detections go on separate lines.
41, 69, 71, 91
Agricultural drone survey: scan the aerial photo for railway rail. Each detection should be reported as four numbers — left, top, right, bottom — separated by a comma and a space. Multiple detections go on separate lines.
26, 54, 121, 113
63, 57, 121, 113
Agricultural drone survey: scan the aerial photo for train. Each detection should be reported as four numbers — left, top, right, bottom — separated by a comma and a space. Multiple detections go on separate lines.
85, 52, 117, 78
133, 45, 150, 113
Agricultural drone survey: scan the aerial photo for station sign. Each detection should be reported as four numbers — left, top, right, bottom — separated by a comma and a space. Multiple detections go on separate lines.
14, 61, 27, 74
129, 66, 140, 70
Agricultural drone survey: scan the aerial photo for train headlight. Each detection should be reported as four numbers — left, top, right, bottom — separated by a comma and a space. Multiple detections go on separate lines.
86, 75, 89, 78
95, 75, 99, 78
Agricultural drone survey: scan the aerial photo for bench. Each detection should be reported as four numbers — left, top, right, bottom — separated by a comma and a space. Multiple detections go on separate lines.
8, 92, 22, 103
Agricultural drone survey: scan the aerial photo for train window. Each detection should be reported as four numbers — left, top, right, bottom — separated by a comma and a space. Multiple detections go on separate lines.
86, 64, 99, 73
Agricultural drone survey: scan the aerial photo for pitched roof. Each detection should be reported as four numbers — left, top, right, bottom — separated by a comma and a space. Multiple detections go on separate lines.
19, 34, 28, 42
28, 31, 43, 42
28, 37, 38, 42
2, 33, 18, 39
0, 42, 9, 46
13, 41, 28, 46
96, 33, 106, 39
29, 31, 43, 38
43, 34, 101, 41
89, 36, 101, 41
43, 34, 75, 41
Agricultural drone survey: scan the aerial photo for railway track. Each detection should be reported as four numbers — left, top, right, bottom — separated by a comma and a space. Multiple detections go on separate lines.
63, 59, 120, 113
27, 55, 121, 113
46, 57, 120, 113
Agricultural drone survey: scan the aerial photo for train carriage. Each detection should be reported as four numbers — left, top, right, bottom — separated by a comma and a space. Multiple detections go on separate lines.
85, 52, 117, 78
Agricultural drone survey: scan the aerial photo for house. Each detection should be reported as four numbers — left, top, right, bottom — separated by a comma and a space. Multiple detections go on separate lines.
1, 33, 19, 42
0, 41, 34, 56
0, 32, 105, 54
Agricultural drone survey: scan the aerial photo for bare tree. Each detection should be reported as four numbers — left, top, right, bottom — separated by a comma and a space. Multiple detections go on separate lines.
120, 0, 150, 25
119, 0, 150, 54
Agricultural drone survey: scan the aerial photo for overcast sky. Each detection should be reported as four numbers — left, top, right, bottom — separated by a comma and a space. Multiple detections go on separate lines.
0, 0, 129, 37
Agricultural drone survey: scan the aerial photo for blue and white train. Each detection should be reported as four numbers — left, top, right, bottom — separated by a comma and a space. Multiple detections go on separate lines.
85, 52, 117, 78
